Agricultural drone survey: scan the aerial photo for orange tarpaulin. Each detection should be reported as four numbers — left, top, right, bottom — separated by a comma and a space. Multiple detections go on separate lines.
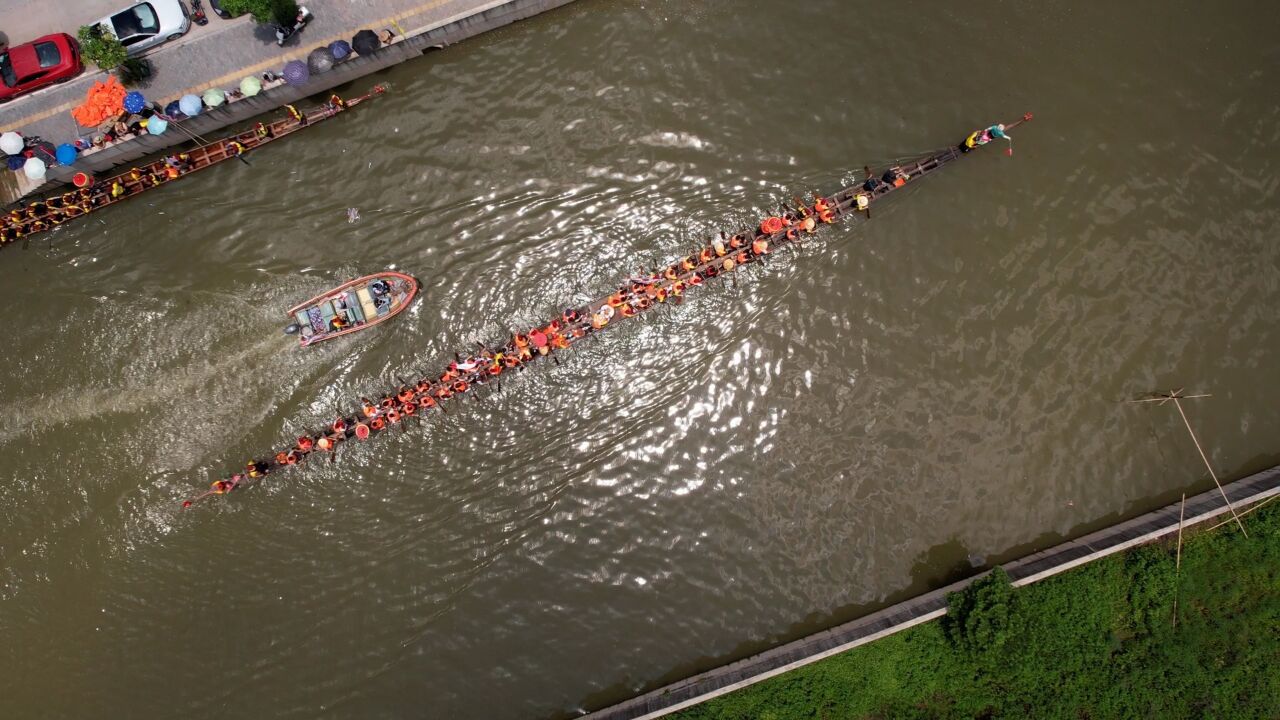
71, 77, 128, 128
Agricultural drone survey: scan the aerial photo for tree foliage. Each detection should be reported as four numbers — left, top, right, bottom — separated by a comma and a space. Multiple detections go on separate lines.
76, 25, 128, 71
217, 0, 299, 25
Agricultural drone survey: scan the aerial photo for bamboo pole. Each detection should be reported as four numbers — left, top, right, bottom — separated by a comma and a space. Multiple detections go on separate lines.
1206, 492, 1279, 532
1172, 492, 1185, 628
1126, 390, 1247, 537
1171, 396, 1247, 537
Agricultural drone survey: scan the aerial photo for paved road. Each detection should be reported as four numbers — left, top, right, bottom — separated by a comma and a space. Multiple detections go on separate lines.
0, 0, 494, 146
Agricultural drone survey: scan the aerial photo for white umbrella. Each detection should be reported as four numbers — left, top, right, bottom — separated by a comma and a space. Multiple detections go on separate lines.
23, 157, 47, 180
0, 132, 23, 155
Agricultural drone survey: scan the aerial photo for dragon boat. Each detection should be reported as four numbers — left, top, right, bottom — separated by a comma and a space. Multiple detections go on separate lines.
183, 113, 1033, 507
0, 85, 388, 251
285, 271, 420, 347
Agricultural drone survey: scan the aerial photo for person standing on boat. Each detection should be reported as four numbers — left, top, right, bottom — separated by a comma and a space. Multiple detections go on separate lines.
960, 123, 1010, 153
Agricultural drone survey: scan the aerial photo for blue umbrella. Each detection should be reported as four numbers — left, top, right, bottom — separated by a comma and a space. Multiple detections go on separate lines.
147, 117, 168, 135
329, 40, 352, 60
282, 60, 310, 86
55, 143, 77, 165
165, 100, 184, 118
178, 93, 203, 116
6, 155, 24, 171
123, 91, 146, 114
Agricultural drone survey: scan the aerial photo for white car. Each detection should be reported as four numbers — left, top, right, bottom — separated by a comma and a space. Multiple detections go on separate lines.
93, 0, 191, 56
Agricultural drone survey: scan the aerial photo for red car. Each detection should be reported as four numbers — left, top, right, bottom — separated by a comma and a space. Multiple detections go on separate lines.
0, 33, 83, 103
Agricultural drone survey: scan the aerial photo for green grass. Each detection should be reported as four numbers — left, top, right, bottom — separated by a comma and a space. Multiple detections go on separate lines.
676, 502, 1280, 720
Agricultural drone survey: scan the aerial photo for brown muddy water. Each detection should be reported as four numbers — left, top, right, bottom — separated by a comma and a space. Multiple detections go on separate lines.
1, 1, 1277, 718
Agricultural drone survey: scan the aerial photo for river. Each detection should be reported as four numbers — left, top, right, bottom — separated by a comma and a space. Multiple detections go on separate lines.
1, 0, 1277, 717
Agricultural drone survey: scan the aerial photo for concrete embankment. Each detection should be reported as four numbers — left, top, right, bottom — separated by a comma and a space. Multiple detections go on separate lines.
581, 464, 1280, 720
9, 0, 578, 203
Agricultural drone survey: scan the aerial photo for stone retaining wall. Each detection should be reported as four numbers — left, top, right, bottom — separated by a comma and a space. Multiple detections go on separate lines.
581, 465, 1280, 720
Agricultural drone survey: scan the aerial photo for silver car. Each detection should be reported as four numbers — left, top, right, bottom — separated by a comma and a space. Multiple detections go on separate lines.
94, 0, 191, 56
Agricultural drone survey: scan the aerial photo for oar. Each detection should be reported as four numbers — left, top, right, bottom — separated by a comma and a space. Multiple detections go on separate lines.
166, 116, 253, 168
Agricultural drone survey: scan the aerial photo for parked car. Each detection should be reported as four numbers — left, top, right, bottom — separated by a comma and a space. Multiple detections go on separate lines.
209, 0, 246, 19
92, 0, 191, 56
0, 33, 83, 103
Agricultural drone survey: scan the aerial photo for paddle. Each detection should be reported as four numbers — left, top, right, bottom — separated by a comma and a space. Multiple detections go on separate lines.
166, 117, 253, 168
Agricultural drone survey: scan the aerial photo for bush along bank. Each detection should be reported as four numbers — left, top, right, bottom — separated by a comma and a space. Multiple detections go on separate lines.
677, 501, 1280, 719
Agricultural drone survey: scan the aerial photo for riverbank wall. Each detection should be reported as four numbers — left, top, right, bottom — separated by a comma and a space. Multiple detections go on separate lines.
580, 464, 1280, 719
9, 0, 578, 203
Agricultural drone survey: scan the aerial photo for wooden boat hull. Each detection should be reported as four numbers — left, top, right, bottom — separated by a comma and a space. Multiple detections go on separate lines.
0, 86, 386, 252
287, 271, 419, 347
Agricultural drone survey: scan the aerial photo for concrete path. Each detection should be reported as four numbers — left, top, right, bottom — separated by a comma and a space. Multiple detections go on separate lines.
0, 0, 501, 146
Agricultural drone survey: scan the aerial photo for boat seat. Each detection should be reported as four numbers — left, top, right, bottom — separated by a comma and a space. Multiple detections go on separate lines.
319, 302, 336, 329
357, 288, 379, 321
344, 291, 365, 323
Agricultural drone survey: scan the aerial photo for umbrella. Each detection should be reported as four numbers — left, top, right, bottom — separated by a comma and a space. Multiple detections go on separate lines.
179, 94, 203, 116
23, 157, 47, 181
202, 88, 226, 107
307, 47, 335, 74
0, 132, 22, 155
329, 40, 352, 60
55, 143, 77, 165
31, 141, 55, 164
239, 75, 262, 97
282, 60, 309, 86
164, 100, 184, 118
147, 117, 169, 135
352, 30, 381, 56
123, 91, 146, 114
6, 155, 23, 171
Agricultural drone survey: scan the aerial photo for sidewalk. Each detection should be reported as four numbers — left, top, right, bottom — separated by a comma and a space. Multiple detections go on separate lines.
0, 0, 503, 147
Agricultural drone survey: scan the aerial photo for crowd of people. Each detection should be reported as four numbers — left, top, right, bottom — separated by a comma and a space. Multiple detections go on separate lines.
186, 189, 879, 507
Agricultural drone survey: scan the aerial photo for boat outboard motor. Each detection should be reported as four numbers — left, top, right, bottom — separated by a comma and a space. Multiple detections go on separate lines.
283, 323, 302, 335
275, 6, 313, 46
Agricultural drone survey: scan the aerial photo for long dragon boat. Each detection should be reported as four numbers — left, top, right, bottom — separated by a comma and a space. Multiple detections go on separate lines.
184, 113, 1033, 507
0, 85, 387, 251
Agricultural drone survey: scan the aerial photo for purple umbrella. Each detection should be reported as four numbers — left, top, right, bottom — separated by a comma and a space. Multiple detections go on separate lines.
124, 91, 146, 114
282, 60, 310, 86
329, 40, 352, 60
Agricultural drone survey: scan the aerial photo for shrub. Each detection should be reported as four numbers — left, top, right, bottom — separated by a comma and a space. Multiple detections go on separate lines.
217, 0, 299, 25
942, 566, 1021, 657
76, 25, 128, 71
116, 58, 152, 87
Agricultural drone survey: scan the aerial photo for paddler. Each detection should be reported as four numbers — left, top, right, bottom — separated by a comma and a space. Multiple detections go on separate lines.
529, 327, 549, 355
